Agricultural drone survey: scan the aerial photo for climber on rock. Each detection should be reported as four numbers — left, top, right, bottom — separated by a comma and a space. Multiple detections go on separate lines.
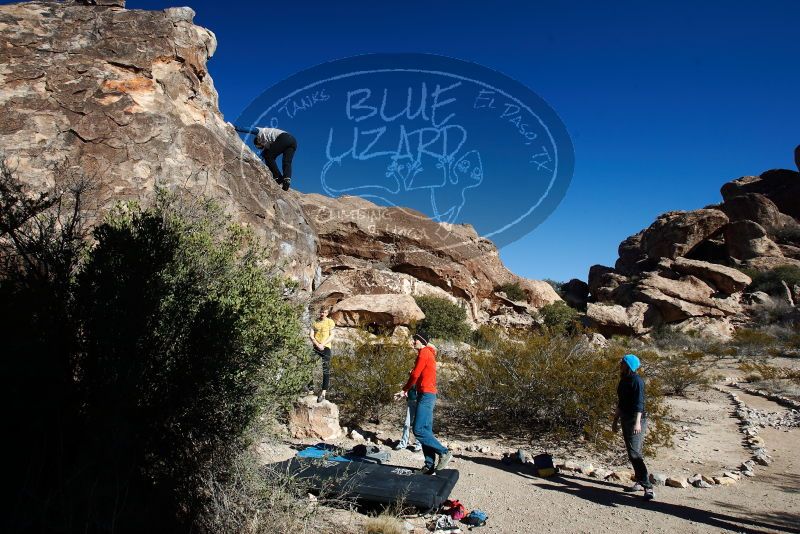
235, 125, 297, 191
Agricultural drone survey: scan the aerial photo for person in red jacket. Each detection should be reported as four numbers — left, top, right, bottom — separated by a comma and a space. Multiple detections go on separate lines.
394, 331, 452, 474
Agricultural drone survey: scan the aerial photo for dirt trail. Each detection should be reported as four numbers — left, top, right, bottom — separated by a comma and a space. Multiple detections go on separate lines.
263, 383, 800, 533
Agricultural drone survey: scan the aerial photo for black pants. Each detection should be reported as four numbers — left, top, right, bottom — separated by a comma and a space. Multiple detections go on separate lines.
313, 346, 331, 391
261, 132, 297, 182
621, 413, 652, 488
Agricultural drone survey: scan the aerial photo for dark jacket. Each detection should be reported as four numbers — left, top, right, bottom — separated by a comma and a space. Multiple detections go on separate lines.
617, 373, 645, 416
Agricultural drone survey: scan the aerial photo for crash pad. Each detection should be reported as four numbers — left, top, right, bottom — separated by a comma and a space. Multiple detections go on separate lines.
271, 457, 459, 510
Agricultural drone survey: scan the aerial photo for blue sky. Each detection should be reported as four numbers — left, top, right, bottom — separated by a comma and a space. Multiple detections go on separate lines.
116, 2, 800, 280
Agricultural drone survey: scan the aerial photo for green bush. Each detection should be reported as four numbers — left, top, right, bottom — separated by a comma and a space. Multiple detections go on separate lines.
649, 351, 715, 396
331, 332, 416, 426
538, 301, 580, 335
747, 265, 800, 295
497, 281, 526, 301
414, 295, 471, 341
731, 328, 776, 358
446, 332, 672, 452
2, 176, 309, 531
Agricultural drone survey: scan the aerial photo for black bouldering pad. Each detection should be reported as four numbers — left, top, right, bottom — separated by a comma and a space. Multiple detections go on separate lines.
269, 458, 459, 510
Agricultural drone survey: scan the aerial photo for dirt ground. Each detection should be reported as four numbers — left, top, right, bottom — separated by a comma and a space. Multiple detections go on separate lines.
261, 363, 800, 534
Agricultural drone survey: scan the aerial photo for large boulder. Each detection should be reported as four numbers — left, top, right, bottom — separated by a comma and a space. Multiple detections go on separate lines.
0, 1, 318, 290
720, 193, 799, 235
331, 294, 425, 327
313, 268, 457, 310
671, 257, 751, 294
724, 220, 784, 260
632, 273, 741, 322
721, 169, 800, 220
743, 255, 800, 272
586, 302, 656, 336
588, 265, 629, 302
288, 396, 342, 440
640, 209, 729, 261
616, 209, 729, 273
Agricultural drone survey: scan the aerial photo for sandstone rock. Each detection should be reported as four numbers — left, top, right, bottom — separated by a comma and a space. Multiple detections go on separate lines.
331, 294, 424, 327
713, 476, 736, 486
585, 301, 656, 336
578, 462, 595, 476
701, 474, 716, 485
588, 265, 629, 302
743, 255, 800, 272
723, 471, 741, 481
671, 257, 752, 294
561, 460, 581, 472
720, 193, 800, 236
638, 209, 729, 263
665, 476, 689, 488
725, 221, 784, 260
607, 470, 635, 483
590, 468, 612, 480
754, 453, 772, 466
721, 169, 800, 220
313, 268, 459, 310
633, 273, 741, 322
675, 316, 734, 341
288, 396, 342, 440
300, 194, 561, 318
649, 473, 668, 486
0, 1, 319, 291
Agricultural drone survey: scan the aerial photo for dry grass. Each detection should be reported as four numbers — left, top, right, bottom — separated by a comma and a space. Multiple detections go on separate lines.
363, 513, 407, 534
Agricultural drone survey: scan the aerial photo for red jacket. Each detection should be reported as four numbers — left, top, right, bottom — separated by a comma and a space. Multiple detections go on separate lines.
403, 345, 437, 394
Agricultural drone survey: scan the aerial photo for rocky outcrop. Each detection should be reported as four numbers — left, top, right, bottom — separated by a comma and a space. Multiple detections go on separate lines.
585, 150, 799, 337
0, 0, 318, 289
330, 294, 425, 327
300, 193, 561, 325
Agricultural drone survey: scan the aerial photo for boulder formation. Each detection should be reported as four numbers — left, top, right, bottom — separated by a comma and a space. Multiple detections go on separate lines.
587, 159, 800, 338
1, 0, 561, 335
288, 395, 342, 441
299, 193, 561, 327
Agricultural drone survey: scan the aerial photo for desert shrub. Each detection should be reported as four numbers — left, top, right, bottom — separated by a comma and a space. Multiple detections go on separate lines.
470, 324, 505, 349
649, 351, 716, 396
731, 328, 776, 358
537, 300, 580, 335
331, 332, 416, 426
364, 513, 407, 534
414, 295, 471, 341
2, 176, 309, 532
446, 332, 672, 451
747, 265, 800, 295
497, 281, 526, 301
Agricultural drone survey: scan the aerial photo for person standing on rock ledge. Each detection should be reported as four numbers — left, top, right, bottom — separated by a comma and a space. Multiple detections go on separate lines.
235, 125, 297, 191
394, 331, 452, 475
309, 307, 335, 403
612, 354, 655, 501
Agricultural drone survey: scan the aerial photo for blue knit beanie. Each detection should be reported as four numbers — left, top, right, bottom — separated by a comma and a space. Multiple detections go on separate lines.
622, 354, 641, 372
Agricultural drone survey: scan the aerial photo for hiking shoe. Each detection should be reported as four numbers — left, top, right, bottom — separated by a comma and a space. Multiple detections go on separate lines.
282, 178, 291, 191
394, 442, 408, 451
415, 466, 435, 475
643, 488, 655, 501
436, 451, 453, 471
411, 444, 422, 453
316, 391, 326, 403
624, 482, 644, 493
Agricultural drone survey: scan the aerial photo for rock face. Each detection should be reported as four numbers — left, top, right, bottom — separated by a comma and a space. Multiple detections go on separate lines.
300, 193, 561, 325
0, 0, 318, 289
586, 150, 799, 337
288, 396, 342, 440
330, 294, 425, 327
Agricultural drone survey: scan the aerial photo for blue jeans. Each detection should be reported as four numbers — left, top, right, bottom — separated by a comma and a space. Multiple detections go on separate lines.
397, 388, 419, 449
412, 392, 448, 469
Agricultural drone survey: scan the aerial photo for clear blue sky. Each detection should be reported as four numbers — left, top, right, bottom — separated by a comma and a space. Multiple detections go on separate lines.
111, 2, 800, 280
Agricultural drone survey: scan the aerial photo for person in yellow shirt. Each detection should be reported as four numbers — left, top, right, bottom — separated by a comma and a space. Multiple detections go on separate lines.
309, 307, 335, 403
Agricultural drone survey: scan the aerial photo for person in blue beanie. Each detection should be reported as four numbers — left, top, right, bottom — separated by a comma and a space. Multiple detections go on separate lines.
612, 354, 655, 501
